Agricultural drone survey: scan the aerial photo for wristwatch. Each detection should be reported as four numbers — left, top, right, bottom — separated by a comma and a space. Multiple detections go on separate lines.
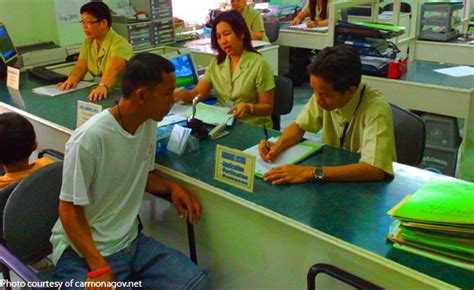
313, 166, 325, 183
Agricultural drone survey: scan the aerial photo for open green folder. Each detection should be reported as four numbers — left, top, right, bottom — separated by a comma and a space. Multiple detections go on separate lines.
244, 137, 322, 178
350, 21, 406, 33
392, 178, 474, 225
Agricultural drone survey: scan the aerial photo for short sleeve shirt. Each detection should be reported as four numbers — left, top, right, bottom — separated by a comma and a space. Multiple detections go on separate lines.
78, 28, 133, 86
295, 81, 397, 175
301, 0, 337, 21
241, 5, 269, 42
50, 110, 157, 264
203, 50, 275, 127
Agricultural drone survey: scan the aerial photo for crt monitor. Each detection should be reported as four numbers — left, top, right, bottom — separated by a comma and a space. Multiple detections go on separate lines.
169, 54, 199, 90
0, 23, 17, 64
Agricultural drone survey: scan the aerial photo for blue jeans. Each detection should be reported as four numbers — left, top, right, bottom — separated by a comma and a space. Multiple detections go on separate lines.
53, 233, 210, 290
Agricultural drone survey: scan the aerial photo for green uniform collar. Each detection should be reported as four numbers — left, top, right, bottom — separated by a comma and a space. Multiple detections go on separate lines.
335, 81, 366, 122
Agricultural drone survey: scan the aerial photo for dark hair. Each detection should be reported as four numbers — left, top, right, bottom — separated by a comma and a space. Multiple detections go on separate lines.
0, 113, 36, 165
121, 53, 175, 99
80, 1, 112, 28
308, 45, 361, 93
309, 0, 328, 21
211, 10, 259, 64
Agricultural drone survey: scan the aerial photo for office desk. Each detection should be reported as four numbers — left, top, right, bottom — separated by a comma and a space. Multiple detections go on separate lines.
1, 77, 473, 288
362, 61, 474, 181
277, 23, 330, 50
181, 39, 279, 75
413, 40, 474, 66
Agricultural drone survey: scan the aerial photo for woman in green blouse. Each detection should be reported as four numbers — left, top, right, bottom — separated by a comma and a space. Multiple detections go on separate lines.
174, 11, 275, 127
291, 0, 329, 28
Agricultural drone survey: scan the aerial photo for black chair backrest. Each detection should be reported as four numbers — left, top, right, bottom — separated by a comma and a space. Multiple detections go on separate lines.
264, 20, 280, 43
272, 75, 294, 131
307, 263, 382, 290
0, 181, 20, 242
390, 104, 426, 166
383, 2, 411, 13
3, 162, 63, 264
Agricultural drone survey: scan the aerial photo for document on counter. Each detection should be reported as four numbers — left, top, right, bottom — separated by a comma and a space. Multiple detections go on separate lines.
179, 102, 235, 126
434, 66, 474, 78
287, 23, 328, 32
244, 137, 322, 177
32, 81, 96, 96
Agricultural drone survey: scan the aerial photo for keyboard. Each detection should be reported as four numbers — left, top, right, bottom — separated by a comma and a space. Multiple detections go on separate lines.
28, 66, 68, 83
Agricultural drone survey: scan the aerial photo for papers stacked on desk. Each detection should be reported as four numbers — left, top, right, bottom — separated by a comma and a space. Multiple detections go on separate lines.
387, 178, 474, 271
32, 81, 96, 96
287, 23, 328, 32
244, 137, 322, 177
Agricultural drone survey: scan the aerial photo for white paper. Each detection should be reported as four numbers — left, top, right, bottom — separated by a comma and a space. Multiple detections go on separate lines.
244, 137, 318, 175
169, 102, 191, 115
32, 81, 96, 97
434, 66, 474, 78
288, 23, 328, 32
55, 0, 87, 23
167, 125, 192, 155
251, 40, 271, 48
157, 114, 188, 127
180, 103, 234, 126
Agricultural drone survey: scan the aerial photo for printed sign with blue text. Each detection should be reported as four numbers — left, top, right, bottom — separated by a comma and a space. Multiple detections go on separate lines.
77, 100, 102, 127
214, 145, 255, 192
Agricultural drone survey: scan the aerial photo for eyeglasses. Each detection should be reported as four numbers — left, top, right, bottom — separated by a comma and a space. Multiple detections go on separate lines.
79, 20, 101, 26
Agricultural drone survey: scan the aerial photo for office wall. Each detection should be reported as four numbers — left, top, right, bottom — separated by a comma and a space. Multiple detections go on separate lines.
0, 0, 59, 46
0, 0, 122, 48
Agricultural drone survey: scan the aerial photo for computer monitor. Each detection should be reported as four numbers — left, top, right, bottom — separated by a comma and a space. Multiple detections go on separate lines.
161, 49, 199, 90
169, 53, 199, 90
0, 23, 17, 64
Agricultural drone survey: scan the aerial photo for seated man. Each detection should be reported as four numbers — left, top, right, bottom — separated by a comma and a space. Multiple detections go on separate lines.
259, 45, 396, 184
57, 2, 133, 101
0, 112, 53, 189
51, 53, 209, 289
230, 0, 268, 41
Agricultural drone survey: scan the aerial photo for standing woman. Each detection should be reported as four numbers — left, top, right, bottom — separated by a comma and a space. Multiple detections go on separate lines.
174, 11, 275, 128
291, 0, 329, 28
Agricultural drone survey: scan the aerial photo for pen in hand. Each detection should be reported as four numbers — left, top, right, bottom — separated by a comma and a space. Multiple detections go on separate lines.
263, 124, 270, 151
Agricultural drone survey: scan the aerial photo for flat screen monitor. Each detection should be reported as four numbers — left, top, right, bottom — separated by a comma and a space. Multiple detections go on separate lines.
0, 24, 17, 64
169, 54, 199, 90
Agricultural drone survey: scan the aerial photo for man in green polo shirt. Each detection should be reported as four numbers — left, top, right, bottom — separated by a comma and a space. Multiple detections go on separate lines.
57, 2, 132, 101
231, 0, 269, 41
259, 45, 397, 184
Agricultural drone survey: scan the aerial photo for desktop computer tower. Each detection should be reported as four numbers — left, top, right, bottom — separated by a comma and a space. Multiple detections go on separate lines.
418, 113, 462, 176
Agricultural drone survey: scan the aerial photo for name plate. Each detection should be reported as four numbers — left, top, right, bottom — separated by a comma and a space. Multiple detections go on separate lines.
77, 100, 102, 128
214, 145, 255, 192
6, 66, 20, 90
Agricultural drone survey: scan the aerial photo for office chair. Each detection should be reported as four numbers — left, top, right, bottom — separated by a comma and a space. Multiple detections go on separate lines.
307, 263, 382, 290
0, 181, 20, 289
383, 2, 411, 13
264, 20, 280, 43
1, 162, 63, 289
272, 75, 294, 131
390, 103, 426, 166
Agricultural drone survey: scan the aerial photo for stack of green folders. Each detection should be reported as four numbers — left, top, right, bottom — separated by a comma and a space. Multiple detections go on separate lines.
387, 178, 474, 271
